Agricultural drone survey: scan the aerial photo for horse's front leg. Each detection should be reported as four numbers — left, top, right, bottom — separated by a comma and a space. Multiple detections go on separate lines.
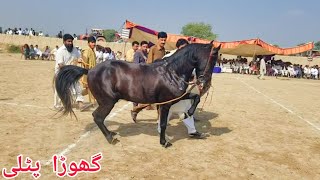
159, 104, 172, 148
186, 93, 201, 117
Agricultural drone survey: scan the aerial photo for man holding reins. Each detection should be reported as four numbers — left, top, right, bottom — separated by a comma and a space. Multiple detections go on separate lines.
158, 38, 205, 139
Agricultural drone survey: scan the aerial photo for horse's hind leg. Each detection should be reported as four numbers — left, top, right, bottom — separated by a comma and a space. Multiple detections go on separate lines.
131, 104, 149, 123
93, 103, 118, 144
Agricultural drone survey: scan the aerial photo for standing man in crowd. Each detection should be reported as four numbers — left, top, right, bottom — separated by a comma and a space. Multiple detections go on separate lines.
147, 31, 167, 64
134, 41, 148, 64
125, 41, 139, 62
54, 34, 91, 111
258, 57, 266, 80
80, 36, 97, 105
144, 31, 167, 110
50, 45, 59, 60
131, 41, 149, 110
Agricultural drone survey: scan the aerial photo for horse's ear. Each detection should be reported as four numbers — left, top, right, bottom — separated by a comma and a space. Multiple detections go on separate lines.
216, 44, 222, 50
209, 40, 214, 45
213, 44, 222, 54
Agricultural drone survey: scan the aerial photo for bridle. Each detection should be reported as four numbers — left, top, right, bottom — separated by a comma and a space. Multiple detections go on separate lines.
163, 45, 214, 91
164, 44, 216, 87
139, 45, 216, 106
195, 45, 216, 90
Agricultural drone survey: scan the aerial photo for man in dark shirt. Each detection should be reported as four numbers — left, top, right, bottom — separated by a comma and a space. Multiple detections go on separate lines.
134, 41, 148, 64
132, 41, 149, 109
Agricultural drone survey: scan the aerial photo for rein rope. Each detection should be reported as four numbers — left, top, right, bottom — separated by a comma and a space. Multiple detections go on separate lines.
141, 45, 216, 106
135, 84, 197, 109
154, 84, 197, 105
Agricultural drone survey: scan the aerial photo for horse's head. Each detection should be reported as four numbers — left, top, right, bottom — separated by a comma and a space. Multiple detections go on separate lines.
193, 42, 221, 90
163, 42, 220, 94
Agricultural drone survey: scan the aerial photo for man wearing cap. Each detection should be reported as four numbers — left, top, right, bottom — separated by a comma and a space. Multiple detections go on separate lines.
54, 34, 91, 111
147, 31, 167, 64
80, 36, 97, 105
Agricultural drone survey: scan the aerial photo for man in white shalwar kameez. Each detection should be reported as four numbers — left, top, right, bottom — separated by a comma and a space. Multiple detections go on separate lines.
258, 57, 266, 80
54, 34, 91, 111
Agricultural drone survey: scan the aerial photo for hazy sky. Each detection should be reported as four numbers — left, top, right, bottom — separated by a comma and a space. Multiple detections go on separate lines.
0, 0, 319, 47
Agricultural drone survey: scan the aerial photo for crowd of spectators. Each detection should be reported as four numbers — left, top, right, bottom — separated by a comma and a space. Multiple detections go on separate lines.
218, 56, 319, 80
2, 27, 46, 36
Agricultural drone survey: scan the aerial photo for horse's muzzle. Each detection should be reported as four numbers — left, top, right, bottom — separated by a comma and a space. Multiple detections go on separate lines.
196, 79, 206, 90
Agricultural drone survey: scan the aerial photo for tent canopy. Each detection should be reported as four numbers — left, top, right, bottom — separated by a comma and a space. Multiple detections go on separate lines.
125, 20, 314, 57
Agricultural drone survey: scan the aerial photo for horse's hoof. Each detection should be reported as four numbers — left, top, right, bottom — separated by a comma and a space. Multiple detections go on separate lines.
106, 137, 113, 144
111, 138, 119, 145
110, 131, 117, 136
106, 136, 119, 145
162, 141, 172, 148
131, 111, 137, 123
160, 140, 172, 148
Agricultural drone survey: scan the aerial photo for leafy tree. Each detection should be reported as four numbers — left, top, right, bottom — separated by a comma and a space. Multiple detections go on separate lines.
181, 22, 217, 40
273, 44, 279, 47
314, 41, 320, 50
103, 29, 117, 42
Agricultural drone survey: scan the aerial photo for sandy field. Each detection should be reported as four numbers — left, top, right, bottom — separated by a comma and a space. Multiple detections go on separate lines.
0, 53, 319, 179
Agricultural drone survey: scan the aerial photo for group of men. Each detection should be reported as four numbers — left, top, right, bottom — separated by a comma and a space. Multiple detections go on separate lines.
54, 34, 97, 111
54, 31, 205, 139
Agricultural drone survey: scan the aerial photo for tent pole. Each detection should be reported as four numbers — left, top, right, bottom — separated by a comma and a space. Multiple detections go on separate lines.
253, 38, 258, 60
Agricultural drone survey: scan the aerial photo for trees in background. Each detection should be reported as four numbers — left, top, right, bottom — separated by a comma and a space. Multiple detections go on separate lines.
181, 22, 217, 40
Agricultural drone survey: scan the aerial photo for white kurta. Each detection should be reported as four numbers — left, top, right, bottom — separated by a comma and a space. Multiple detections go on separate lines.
54, 45, 83, 108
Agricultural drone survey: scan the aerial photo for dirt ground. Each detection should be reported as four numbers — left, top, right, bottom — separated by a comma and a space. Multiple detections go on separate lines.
0, 53, 319, 179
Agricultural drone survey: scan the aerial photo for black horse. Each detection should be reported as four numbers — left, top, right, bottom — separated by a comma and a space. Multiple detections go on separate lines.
55, 43, 221, 147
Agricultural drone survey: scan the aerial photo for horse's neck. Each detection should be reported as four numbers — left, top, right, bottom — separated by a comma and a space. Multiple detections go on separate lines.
166, 58, 194, 81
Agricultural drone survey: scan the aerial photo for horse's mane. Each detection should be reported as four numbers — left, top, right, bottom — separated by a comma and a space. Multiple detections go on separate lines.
149, 43, 211, 72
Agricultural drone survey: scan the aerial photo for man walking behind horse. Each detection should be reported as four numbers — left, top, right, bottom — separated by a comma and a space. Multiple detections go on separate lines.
54, 34, 91, 111
80, 36, 97, 106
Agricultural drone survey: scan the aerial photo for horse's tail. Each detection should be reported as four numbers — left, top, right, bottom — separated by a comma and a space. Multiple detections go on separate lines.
55, 65, 88, 117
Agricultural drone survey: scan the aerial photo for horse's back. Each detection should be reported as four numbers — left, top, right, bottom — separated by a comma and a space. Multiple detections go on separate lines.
87, 60, 155, 99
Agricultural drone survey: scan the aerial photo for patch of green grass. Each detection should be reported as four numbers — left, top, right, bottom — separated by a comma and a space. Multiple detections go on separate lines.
7, 44, 21, 53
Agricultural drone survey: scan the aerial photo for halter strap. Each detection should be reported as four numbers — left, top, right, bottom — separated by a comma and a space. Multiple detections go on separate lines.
201, 45, 215, 78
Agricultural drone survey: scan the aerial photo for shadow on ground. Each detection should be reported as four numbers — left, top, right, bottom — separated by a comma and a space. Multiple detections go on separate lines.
84, 110, 232, 145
